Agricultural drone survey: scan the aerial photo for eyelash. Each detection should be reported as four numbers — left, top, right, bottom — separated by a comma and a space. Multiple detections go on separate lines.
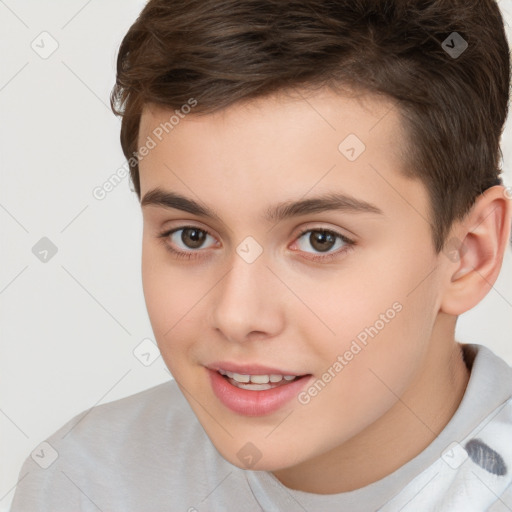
157, 225, 356, 263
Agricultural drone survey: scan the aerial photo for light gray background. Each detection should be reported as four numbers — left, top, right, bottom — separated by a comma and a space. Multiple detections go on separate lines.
1, 1, 511, 510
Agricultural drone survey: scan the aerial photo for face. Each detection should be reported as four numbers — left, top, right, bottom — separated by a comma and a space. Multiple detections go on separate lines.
138, 88, 447, 473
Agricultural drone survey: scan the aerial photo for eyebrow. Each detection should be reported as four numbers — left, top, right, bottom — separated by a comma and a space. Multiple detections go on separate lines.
141, 187, 384, 223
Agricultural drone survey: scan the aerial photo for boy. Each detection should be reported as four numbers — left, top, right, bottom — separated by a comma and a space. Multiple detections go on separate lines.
10, 0, 512, 510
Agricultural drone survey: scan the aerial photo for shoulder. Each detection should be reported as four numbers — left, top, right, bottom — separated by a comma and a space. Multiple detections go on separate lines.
449, 396, 512, 510
462, 343, 512, 399
20, 379, 211, 480
47, 378, 203, 461
10, 379, 235, 511
57, 378, 187, 433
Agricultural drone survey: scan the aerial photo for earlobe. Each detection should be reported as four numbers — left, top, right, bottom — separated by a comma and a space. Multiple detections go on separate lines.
440, 185, 512, 316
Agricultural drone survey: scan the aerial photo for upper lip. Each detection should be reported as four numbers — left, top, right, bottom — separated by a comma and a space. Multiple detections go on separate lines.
206, 362, 308, 376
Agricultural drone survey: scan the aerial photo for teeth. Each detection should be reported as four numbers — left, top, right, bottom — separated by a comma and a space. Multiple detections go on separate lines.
232, 373, 250, 383
217, 369, 299, 384
232, 382, 273, 391
249, 374, 269, 384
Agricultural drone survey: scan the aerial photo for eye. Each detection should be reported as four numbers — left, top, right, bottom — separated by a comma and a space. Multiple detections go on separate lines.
291, 228, 355, 262
157, 226, 217, 260
157, 225, 356, 262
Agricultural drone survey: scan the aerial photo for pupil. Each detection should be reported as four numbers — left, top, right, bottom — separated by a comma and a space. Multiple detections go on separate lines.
311, 231, 335, 252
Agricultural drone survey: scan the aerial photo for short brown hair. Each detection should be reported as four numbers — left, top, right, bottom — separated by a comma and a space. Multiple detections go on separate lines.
110, 0, 510, 252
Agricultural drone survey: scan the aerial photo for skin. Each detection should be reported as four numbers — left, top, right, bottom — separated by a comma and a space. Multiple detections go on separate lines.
137, 87, 511, 494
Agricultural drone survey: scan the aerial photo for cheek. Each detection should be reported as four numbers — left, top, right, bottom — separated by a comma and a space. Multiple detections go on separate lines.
141, 241, 188, 346
287, 259, 403, 354
305, 244, 438, 394
142, 242, 168, 329
293, 299, 434, 450
141, 239, 214, 373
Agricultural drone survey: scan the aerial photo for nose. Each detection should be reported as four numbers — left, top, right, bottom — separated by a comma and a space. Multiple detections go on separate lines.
209, 250, 285, 344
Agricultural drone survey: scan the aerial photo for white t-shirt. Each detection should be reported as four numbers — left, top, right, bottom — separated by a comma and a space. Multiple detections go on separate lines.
9, 343, 512, 511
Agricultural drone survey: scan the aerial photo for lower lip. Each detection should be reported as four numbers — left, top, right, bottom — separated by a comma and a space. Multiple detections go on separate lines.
208, 369, 312, 416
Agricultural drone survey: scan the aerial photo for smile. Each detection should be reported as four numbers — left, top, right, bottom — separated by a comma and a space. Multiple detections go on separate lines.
208, 367, 313, 416
218, 369, 300, 390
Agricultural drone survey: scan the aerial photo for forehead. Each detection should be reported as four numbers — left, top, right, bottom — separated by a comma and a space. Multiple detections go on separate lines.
138, 88, 402, 178
138, 87, 403, 149
136, 87, 428, 229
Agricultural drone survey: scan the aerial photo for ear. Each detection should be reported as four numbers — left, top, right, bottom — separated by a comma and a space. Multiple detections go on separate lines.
439, 185, 512, 316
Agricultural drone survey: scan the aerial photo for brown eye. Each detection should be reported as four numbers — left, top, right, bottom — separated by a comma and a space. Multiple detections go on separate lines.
296, 229, 346, 254
292, 227, 355, 262
180, 228, 208, 249
306, 231, 337, 253
158, 226, 217, 257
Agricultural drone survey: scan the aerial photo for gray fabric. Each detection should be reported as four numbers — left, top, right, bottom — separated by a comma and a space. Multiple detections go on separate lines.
9, 343, 512, 511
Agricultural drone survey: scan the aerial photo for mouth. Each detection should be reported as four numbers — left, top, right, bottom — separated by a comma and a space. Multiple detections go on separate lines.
217, 368, 306, 390
207, 366, 313, 416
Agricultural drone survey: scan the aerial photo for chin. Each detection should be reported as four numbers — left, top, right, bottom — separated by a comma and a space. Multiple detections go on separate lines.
214, 441, 304, 473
